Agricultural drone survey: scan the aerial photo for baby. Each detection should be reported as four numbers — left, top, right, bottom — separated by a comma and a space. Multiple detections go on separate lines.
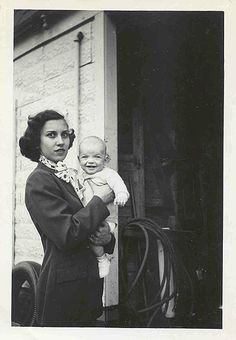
78, 136, 130, 278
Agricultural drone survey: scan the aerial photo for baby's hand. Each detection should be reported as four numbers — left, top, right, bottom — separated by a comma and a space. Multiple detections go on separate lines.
114, 192, 129, 206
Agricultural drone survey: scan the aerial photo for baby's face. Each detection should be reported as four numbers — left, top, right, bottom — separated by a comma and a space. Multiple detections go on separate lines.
78, 140, 106, 175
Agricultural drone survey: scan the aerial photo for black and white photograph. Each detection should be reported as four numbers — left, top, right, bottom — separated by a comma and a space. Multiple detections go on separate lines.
0, 1, 236, 339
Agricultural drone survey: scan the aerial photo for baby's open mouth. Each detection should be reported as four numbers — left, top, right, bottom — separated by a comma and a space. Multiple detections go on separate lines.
86, 166, 96, 169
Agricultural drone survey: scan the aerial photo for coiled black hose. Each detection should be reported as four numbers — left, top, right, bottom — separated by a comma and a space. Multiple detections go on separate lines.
120, 218, 195, 327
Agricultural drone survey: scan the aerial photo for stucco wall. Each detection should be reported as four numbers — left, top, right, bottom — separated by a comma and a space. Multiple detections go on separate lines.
14, 13, 99, 265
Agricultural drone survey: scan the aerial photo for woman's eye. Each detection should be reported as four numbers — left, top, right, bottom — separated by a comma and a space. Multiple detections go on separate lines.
47, 132, 55, 138
62, 132, 69, 138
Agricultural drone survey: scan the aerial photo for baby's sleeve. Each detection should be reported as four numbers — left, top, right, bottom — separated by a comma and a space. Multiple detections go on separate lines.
104, 168, 130, 198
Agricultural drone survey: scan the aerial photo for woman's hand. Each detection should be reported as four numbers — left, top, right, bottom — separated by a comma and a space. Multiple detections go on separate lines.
89, 221, 112, 246
88, 181, 114, 204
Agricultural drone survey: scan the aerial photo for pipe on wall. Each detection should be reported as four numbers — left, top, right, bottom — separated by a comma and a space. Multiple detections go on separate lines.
73, 31, 84, 167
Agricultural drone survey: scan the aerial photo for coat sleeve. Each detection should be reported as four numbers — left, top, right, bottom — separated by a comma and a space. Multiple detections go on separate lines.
25, 170, 110, 251
104, 233, 116, 254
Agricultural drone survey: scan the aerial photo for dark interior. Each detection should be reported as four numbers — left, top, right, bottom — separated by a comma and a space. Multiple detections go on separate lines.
111, 11, 223, 328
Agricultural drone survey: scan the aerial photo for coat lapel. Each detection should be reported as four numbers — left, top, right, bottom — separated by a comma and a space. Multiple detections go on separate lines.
37, 162, 81, 200
57, 176, 81, 200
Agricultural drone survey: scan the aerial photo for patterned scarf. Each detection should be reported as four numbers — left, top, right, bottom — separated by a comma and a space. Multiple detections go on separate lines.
39, 155, 84, 199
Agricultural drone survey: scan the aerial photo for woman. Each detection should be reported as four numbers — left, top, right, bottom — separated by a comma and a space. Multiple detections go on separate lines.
19, 110, 115, 327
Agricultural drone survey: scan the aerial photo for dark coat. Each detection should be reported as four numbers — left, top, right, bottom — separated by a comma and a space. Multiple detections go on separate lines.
25, 162, 115, 326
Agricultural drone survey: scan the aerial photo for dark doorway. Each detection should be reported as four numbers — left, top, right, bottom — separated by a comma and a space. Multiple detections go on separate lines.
111, 11, 223, 328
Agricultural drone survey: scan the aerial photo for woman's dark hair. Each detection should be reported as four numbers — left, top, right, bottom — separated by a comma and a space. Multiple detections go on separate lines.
19, 110, 76, 162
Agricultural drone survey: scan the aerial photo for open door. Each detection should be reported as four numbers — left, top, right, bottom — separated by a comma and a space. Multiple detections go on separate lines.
118, 103, 145, 220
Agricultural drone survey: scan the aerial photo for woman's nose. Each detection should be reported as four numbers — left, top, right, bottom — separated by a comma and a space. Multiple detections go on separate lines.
56, 135, 64, 145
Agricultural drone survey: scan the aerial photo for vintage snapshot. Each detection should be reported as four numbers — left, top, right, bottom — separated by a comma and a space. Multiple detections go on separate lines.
10, 7, 224, 333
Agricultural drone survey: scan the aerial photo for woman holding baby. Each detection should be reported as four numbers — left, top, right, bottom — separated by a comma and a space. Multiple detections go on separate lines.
19, 110, 117, 327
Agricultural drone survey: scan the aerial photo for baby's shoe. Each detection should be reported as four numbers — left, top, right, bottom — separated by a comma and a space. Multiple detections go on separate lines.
97, 254, 111, 278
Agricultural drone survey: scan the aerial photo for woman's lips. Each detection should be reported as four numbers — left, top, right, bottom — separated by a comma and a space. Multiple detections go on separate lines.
55, 149, 65, 153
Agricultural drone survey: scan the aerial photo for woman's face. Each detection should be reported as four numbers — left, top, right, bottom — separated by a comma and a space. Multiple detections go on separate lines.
40, 119, 70, 163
